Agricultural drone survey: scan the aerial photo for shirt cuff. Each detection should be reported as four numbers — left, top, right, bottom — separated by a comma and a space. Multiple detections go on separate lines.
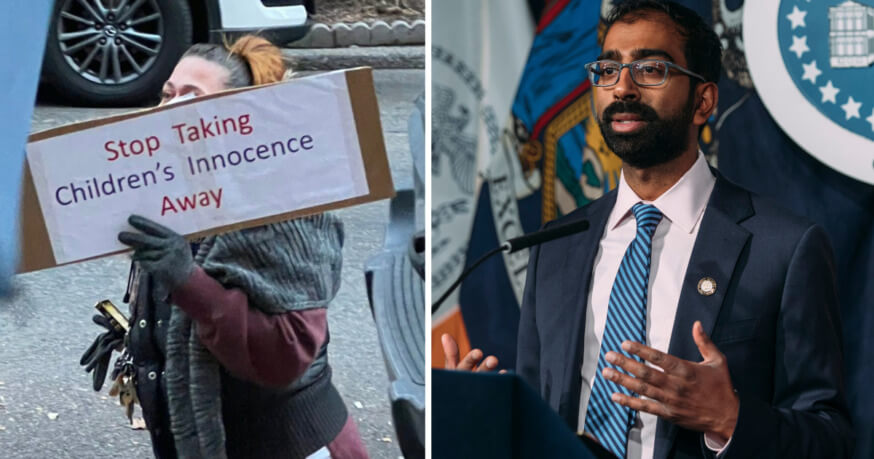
704, 432, 732, 456
170, 266, 215, 322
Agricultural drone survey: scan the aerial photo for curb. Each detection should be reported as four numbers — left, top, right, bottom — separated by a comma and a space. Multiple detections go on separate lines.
282, 46, 424, 71
289, 19, 425, 48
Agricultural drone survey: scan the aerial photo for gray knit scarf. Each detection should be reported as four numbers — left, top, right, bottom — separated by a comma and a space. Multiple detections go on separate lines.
164, 213, 344, 459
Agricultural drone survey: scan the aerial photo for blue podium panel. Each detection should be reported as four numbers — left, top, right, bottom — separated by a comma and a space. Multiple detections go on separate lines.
433, 370, 613, 458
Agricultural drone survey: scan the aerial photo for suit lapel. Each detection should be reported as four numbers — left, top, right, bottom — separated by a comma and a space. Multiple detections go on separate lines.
556, 190, 617, 428
653, 174, 754, 459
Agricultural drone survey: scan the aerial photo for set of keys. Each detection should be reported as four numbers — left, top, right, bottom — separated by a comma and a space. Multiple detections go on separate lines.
94, 299, 140, 424
108, 350, 139, 424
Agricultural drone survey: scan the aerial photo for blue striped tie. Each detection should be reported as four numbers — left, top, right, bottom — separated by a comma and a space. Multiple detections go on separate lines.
584, 202, 663, 458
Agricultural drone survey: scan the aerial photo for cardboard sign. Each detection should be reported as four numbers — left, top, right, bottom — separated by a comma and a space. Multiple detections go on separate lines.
20, 67, 394, 272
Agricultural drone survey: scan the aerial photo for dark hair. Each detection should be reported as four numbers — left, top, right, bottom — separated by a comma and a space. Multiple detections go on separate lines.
182, 35, 287, 89
604, 0, 722, 84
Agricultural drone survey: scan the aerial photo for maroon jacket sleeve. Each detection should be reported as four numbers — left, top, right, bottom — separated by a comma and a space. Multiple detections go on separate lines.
170, 267, 327, 387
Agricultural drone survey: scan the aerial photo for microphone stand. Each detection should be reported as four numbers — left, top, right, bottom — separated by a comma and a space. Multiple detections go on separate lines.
431, 243, 510, 314
431, 219, 589, 314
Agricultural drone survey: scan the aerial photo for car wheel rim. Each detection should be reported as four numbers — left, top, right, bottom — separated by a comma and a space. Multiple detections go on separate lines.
57, 0, 164, 85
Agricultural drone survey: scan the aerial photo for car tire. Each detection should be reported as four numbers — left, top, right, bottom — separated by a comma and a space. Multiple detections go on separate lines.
42, 0, 193, 106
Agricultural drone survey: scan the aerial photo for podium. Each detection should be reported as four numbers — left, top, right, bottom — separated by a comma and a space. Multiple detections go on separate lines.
432, 370, 616, 458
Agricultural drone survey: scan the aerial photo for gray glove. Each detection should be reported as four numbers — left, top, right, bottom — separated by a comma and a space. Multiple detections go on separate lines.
117, 215, 194, 299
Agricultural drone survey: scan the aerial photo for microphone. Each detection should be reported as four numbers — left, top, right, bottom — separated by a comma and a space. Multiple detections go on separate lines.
501, 218, 590, 254
431, 219, 590, 314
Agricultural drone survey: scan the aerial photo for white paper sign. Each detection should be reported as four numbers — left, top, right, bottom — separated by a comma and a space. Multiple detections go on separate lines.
27, 70, 369, 264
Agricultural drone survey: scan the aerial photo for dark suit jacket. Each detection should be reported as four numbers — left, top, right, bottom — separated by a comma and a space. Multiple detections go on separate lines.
516, 173, 853, 458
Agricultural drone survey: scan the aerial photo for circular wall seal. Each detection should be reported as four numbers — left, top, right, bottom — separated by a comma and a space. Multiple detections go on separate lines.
744, 1, 874, 185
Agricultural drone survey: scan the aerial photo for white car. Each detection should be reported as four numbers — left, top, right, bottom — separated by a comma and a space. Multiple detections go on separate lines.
42, 0, 314, 106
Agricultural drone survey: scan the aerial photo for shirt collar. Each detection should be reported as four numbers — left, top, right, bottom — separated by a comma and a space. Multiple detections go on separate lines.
608, 151, 716, 234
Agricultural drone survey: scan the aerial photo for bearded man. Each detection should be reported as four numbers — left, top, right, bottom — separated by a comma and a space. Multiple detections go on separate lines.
442, 1, 853, 458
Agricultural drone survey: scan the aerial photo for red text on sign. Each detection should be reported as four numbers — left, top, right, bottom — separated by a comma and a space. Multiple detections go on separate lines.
105, 136, 161, 161
171, 114, 253, 145
161, 187, 223, 216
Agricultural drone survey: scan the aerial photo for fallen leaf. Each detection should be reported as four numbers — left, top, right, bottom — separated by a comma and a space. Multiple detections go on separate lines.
353, 401, 364, 409
130, 418, 146, 430
0, 425, 5, 431
380, 436, 393, 443
47, 412, 59, 420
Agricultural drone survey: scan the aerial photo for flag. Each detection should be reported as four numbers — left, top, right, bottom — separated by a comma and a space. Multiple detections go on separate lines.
431, 0, 536, 364
457, 0, 617, 365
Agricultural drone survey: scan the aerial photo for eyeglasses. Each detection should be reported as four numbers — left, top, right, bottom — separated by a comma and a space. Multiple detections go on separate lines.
584, 59, 706, 87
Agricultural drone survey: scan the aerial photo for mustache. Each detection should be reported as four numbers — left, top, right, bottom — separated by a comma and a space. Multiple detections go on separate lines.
601, 101, 659, 122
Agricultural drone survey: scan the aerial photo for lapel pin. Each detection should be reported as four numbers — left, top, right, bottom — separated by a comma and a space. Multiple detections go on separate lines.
697, 277, 717, 296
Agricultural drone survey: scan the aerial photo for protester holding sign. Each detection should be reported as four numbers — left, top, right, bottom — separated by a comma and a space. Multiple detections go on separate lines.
79, 35, 368, 459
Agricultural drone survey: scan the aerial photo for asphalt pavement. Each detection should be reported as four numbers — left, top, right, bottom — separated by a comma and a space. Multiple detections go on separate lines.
0, 68, 423, 459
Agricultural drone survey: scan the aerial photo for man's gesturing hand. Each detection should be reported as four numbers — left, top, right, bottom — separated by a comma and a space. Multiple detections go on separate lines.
604, 321, 739, 442
441, 333, 500, 372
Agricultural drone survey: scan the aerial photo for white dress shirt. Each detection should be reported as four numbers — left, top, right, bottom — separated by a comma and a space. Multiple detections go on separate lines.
577, 152, 717, 459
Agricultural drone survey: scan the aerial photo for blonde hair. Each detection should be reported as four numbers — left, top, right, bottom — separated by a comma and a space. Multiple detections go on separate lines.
227, 35, 286, 86
183, 34, 288, 88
